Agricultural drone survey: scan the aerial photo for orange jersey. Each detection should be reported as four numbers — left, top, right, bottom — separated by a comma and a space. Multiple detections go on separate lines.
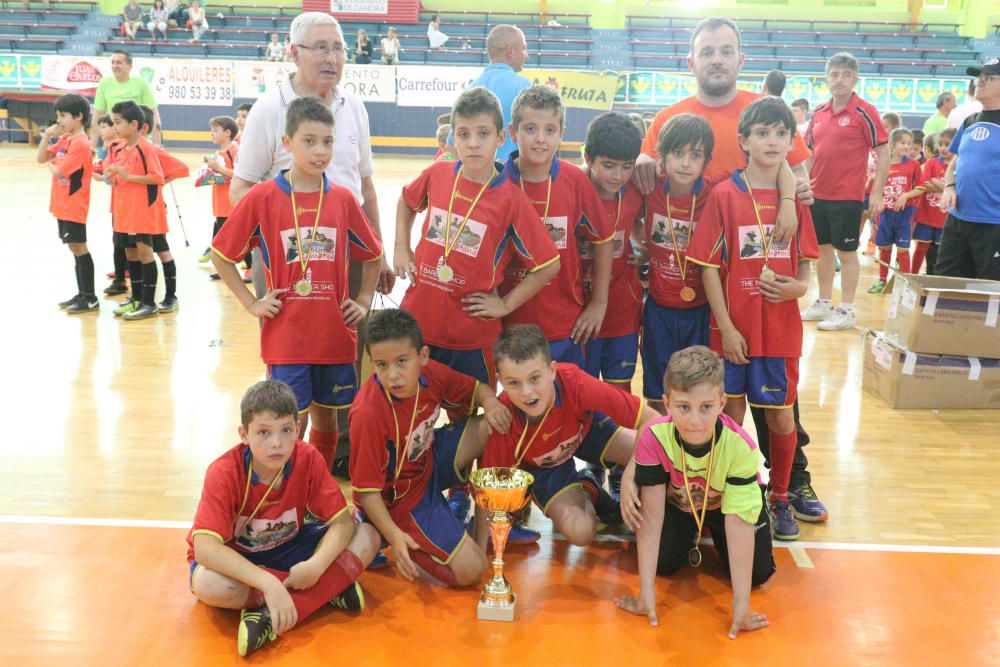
211, 143, 238, 218
641, 90, 811, 180
48, 133, 93, 224
111, 137, 165, 234
102, 138, 127, 214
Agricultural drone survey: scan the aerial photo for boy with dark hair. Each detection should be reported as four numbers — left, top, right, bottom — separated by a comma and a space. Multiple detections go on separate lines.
93, 114, 131, 297
235, 102, 252, 145
349, 308, 510, 587
188, 380, 379, 657
790, 98, 809, 135
686, 96, 819, 540
616, 345, 774, 637
868, 127, 924, 293
478, 325, 661, 546
107, 100, 165, 321
212, 96, 384, 469
911, 127, 955, 274
394, 86, 560, 386
38, 93, 96, 314
499, 85, 614, 367
201, 115, 241, 278
581, 112, 645, 387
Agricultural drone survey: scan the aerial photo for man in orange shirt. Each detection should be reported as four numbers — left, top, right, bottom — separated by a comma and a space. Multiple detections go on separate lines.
630, 17, 828, 525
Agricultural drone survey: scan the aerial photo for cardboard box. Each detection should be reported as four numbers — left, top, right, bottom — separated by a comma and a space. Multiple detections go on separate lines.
862, 330, 1000, 409
885, 274, 1000, 359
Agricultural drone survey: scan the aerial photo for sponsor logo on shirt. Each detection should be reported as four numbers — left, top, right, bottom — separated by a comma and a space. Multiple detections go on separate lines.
838, 116, 851, 127
737, 225, 791, 260
424, 207, 486, 257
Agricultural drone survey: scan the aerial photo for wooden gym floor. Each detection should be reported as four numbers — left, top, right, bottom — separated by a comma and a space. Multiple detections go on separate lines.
2, 148, 998, 665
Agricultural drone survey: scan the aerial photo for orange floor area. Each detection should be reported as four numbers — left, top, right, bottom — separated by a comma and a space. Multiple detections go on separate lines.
5, 523, 998, 666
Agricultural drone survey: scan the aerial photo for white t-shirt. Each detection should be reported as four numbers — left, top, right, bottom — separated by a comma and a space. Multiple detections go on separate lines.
233, 76, 374, 204
947, 100, 983, 129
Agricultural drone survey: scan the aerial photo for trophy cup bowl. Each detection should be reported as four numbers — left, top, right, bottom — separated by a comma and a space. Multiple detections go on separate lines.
469, 467, 534, 622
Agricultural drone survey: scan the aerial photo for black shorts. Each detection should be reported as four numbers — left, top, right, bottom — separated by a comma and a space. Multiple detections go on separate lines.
152, 233, 169, 253
128, 233, 154, 248
57, 219, 86, 244
936, 214, 1000, 281
810, 199, 864, 251
113, 231, 135, 249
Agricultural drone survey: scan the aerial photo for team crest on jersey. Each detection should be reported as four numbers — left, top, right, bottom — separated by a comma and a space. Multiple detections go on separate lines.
970, 126, 990, 142
650, 213, 690, 250
282, 226, 337, 262
667, 479, 722, 514
838, 116, 851, 127
404, 406, 440, 463
544, 216, 570, 249
738, 225, 791, 260
424, 207, 486, 257
235, 507, 298, 552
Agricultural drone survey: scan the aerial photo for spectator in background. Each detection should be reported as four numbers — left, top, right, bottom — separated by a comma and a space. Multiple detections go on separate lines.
187, 0, 208, 43
948, 79, 982, 129
427, 15, 448, 50
355, 28, 373, 64
380, 27, 401, 64
283, 34, 292, 61
762, 69, 786, 97
265, 32, 284, 61
147, 0, 169, 41
167, 1, 187, 28
791, 98, 809, 135
922, 92, 955, 135
121, 0, 144, 41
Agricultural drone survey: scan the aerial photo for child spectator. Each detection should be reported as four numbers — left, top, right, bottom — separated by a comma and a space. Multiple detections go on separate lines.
211, 97, 384, 468
201, 116, 240, 278
868, 127, 923, 293
686, 97, 819, 541
265, 33, 284, 61
394, 86, 560, 386
477, 325, 660, 545
107, 100, 165, 321
187, 380, 378, 657
38, 93, 96, 314
615, 346, 774, 636
434, 124, 455, 161
500, 85, 614, 367
381, 27, 401, 64
911, 128, 954, 274
349, 308, 508, 586
910, 129, 926, 163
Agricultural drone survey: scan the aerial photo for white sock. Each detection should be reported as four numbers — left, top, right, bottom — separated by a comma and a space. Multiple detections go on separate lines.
840, 303, 854, 313
818, 298, 833, 306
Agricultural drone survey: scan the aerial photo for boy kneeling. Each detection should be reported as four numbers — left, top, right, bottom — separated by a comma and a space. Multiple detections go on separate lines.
617, 346, 774, 638
187, 380, 379, 657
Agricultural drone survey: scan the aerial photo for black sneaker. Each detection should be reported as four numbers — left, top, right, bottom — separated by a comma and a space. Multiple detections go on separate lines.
59, 294, 82, 309
122, 303, 158, 321
237, 606, 276, 657
331, 455, 350, 480
158, 296, 179, 313
67, 296, 100, 314
579, 469, 623, 525
330, 581, 365, 612
104, 281, 128, 296
209, 273, 221, 280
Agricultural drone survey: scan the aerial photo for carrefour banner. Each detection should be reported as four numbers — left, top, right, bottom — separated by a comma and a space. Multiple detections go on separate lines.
522, 69, 618, 111
617, 71, 974, 113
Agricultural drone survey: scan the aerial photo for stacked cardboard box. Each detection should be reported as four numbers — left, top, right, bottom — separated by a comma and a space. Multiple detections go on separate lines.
862, 274, 1000, 409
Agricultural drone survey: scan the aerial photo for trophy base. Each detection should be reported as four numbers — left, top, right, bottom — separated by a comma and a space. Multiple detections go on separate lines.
477, 595, 516, 622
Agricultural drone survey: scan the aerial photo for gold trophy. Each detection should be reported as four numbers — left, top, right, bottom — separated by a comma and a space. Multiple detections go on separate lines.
469, 467, 535, 622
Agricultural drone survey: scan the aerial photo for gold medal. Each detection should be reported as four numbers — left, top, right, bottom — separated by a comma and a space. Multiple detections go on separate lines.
688, 546, 703, 568
680, 425, 717, 571
760, 267, 777, 283
294, 279, 312, 296
680, 286, 696, 302
437, 263, 454, 283
665, 193, 698, 306
287, 171, 325, 299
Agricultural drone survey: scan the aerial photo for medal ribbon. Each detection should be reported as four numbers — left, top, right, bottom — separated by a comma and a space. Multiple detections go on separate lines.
741, 170, 774, 268
514, 402, 555, 468
444, 166, 493, 264
231, 456, 286, 541
519, 174, 553, 226
385, 383, 422, 480
679, 424, 717, 553
288, 170, 325, 283
664, 192, 697, 284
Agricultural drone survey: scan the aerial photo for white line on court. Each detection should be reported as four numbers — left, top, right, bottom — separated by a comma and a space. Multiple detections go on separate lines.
4, 515, 1000, 555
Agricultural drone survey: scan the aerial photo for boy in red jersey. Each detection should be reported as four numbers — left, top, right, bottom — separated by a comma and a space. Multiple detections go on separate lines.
394, 86, 560, 386
616, 346, 773, 637
867, 127, 924, 294
38, 93, 96, 314
477, 325, 661, 546
500, 85, 614, 366
107, 100, 165, 321
200, 116, 240, 272
212, 97, 383, 469
581, 112, 645, 388
687, 97, 819, 541
350, 308, 511, 586
911, 128, 955, 274
188, 380, 378, 657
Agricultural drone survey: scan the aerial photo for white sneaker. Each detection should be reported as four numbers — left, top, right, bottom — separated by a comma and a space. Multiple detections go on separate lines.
801, 299, 833, 321
817, 307, 856, 331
